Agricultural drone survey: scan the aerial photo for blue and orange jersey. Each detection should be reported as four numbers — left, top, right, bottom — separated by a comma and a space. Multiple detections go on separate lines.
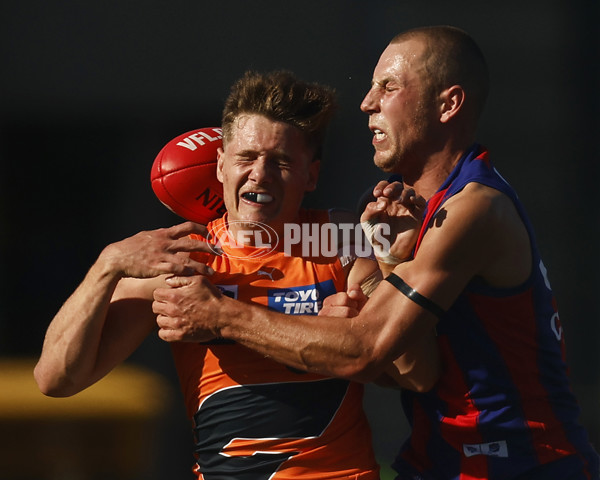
171, 209, 379, 480
394, 145, 599, 479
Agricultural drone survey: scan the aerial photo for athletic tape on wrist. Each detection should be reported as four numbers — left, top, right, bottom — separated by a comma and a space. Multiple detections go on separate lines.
360, 219, 403, 265
385, 273, 445, 318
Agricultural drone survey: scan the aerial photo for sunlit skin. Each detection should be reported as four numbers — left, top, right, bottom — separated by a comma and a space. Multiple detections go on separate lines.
360, 40, 434, 174
216, 114, 320, 244
360, 39, 464, 197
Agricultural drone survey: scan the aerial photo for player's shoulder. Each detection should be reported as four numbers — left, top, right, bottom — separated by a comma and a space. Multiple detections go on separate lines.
421, 182, 523, 255
451, 181, 507, 201
433, 183, 531, 288
443, 182, 516, 225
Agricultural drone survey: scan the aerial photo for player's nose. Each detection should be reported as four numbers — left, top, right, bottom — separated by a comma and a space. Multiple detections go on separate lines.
360, 87, 380, 114
248, 157, 275, 183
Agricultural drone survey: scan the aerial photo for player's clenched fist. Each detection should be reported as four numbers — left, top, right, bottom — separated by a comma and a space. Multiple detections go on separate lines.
99, 222, 216, 279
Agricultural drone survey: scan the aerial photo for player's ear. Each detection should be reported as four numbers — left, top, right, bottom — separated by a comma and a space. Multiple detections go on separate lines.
216, 147, 225, 183
306, 159, 320, 192
439, 85, 465, 123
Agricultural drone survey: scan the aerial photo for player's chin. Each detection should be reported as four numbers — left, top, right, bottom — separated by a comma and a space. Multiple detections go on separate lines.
373, 151, 397, 173
234, 209, 277, 226
373, 159, 394, 173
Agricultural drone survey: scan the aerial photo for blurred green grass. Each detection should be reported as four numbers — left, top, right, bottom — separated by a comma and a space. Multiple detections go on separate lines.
379, 462, 396, 480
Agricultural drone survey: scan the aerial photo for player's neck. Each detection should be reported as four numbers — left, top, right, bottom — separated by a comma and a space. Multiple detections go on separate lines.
406, 148, 465, 201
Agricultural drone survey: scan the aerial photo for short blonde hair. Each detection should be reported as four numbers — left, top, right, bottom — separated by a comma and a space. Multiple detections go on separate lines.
221, 70, 337, 160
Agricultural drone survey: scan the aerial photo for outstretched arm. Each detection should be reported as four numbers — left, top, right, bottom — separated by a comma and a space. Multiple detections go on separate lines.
34, 222, 214, 397
154, 270, 437, 383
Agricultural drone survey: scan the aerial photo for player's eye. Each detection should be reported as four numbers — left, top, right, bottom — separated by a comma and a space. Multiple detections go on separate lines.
235, 153, 257, 163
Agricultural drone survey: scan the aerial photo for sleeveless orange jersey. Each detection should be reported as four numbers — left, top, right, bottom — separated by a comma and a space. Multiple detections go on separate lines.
171, 209, 379, 480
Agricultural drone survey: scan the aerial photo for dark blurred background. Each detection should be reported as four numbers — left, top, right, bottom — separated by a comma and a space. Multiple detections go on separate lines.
1, 1, 599, 478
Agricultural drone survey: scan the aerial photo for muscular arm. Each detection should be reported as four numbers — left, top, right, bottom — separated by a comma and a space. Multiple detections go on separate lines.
205, 271, 435, 382
155, 185, 531, 383
34, 266, 159, 397
34, 222, 214, 397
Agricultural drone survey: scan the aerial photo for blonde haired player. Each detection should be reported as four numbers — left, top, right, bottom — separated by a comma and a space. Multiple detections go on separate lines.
35, 70, 431, 479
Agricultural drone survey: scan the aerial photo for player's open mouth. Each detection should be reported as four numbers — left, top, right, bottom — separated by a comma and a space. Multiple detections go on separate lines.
373, 129, 386, 141
241, 192, 274, 204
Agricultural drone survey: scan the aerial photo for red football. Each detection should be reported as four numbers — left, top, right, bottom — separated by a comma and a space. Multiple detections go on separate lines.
151, 127, 226, 224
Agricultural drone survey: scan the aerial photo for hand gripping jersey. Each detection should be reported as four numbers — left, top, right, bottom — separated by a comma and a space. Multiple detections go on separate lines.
393, 145, 600, 480
171, 209, 379, 480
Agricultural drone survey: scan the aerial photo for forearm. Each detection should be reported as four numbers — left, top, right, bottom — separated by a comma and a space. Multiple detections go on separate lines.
34, 258, 122, 396
375, 328, 440, 392
215, 293, 398, 383
214, 276, 437, 383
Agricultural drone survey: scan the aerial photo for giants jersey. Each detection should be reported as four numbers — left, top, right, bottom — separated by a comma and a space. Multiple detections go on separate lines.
171, 209, 379, 480
394, 145, 599, 480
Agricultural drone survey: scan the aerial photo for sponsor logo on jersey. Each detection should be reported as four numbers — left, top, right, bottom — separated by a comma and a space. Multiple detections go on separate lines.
268, 280, 336, 315
463, 440, 508, 458
255, 267, 282, 282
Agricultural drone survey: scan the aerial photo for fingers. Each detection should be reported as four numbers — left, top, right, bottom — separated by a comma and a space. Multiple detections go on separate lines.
366, 181, 425, 220
347, 283, 367, 301
369, 181, 407, 219
156, 274, 221, 299
396, 187, 426, 213
346, 283, 368, 310
157, 323, 179, 342
152, 275, 219, 343
156, 257, 215, 277
165, 275, 195, 288
373, 180, 419, 206
155, 314, 187, 343
319, 290, 364, 317
102, 221, 222, 280
167, 221, 210, 239
162, 221, 223, 256
373, 180, 403, 198
361, 197, 394, 224
147, 223, 221, 276
155, 321, 215, 343
322, 291, 359, 309
153, 275, 201, 302
169, 231, 222, 256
